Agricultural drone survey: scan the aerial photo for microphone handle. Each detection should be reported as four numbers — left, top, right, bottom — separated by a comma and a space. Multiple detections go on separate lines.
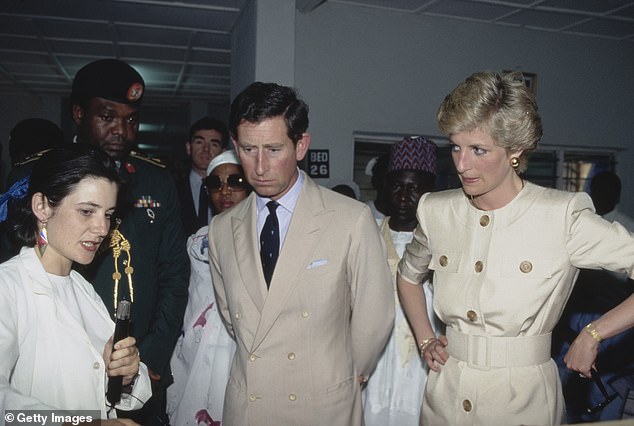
106, 317, 130, 405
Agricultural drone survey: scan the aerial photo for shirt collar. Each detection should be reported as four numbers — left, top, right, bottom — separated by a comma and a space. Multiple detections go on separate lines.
256, 168, 304, 215
189, 168, 204, 187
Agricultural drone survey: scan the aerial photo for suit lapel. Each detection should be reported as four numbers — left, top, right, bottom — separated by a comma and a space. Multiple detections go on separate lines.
252, 176, 331, 349
182, 178, 197, 226
232, 194, 267, 310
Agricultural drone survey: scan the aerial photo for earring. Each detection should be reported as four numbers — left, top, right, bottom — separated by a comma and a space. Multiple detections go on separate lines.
37, 223, 48, 256
510, 157, 520, 169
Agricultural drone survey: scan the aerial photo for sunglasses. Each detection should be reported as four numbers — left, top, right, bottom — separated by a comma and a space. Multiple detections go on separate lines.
204, 174, 250, 193
586, 368, 618, 414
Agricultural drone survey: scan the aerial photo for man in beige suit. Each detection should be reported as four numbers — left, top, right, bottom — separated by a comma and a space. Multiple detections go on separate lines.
208, 82, 394, 426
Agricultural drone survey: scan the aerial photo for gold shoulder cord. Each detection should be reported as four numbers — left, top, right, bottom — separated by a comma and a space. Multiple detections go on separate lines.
110, 220, 134, 312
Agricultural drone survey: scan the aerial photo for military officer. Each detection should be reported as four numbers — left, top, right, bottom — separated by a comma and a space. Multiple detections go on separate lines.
70, 58, 190, 425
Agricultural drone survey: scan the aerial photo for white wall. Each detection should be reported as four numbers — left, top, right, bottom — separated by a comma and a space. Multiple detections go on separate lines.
231, 0, 257, 99
294, 3, 634, 212
254, 0, 296, 86
232, 0, 296, 96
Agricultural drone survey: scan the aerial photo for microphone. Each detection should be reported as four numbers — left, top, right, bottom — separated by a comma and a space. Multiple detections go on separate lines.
106, 299, 131, 406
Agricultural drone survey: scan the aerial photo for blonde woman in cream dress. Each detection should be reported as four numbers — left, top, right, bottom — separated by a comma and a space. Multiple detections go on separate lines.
397, 71, 634, 426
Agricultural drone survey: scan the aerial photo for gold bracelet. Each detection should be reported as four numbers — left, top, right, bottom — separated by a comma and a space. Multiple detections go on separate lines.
418, 337, 437, 354
584, 322, 602, 343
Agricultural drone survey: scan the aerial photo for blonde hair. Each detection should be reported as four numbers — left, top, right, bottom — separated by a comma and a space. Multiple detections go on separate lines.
437, 71, 543, 173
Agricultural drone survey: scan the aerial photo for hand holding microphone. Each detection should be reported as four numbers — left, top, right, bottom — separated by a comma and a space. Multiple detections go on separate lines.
105, 300, 139, 405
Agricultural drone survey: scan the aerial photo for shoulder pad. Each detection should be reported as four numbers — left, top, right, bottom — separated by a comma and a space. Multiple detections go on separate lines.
13, 148, 54, 167
129, 150, 166, 168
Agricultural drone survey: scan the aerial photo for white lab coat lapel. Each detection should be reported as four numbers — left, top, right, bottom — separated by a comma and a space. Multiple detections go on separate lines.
16, 248, 111, 406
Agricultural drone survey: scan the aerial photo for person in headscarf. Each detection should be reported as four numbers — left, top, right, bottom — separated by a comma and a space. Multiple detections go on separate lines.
167, 150, 251, 426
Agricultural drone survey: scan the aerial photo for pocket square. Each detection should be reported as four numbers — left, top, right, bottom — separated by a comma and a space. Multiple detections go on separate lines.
307, 259, 328, 269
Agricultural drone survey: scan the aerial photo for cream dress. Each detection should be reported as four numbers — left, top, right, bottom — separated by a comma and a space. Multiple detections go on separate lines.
398, 182, 634, 426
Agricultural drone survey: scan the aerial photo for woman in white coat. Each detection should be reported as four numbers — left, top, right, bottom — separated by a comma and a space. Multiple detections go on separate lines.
0, 146, 151, 425
397, 71, 634, 426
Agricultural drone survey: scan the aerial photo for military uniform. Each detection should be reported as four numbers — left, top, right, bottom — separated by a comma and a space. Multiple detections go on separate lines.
85, 151, 189, 381
69, 58, 189, 424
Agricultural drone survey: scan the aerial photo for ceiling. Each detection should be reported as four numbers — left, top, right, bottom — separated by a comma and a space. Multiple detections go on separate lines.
1, 0, 633, 105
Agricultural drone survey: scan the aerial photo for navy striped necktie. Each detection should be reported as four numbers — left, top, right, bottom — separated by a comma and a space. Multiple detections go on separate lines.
260, 201, 280, 287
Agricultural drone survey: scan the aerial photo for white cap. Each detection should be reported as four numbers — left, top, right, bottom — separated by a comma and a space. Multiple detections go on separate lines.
206, 150, 241, 176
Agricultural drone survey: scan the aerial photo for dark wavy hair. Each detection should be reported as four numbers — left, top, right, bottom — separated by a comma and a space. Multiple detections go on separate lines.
8, 145, 120, 247
188, 116, 229, 148
229, 82, 309, 145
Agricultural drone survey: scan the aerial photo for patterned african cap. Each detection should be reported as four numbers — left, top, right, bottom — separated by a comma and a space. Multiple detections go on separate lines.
388, 136, 437, 175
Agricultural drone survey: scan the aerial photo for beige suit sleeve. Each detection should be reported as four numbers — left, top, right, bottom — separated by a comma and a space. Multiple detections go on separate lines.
348, 206, 395, 377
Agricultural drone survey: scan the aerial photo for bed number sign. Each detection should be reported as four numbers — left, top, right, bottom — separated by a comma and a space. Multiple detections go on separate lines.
307, 149, 330, 178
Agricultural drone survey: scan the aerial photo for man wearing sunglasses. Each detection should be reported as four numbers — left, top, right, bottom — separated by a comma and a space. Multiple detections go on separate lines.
207, 82, 394, 426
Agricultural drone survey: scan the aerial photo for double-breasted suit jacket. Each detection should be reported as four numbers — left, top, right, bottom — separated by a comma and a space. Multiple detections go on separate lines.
208, 173, 394, 426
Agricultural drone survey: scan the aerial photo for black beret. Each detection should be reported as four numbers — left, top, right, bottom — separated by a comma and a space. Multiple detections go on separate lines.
71, 59, 145, 106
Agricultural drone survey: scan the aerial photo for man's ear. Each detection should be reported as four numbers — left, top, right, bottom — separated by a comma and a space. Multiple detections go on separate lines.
295, 133, 311, 162
31, 193, 51, 223
185, 141, 192, 156
72, 104, 84, 126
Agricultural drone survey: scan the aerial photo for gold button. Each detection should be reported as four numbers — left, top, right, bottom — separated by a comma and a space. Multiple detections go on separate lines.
439, 255, 448, 267
249, 394, 257, 402
93, 362, 100, 370
249, 354, 256, 362
474, 261, 483, 273
301, 311, 309, 318
289, 394, 297, 401
288, 352, 296, 360
467, 310, 477, 322
235, 312, 241, 320
479, 215, 490, 227
519, 261, 533, 273
463, 399, 472, 412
